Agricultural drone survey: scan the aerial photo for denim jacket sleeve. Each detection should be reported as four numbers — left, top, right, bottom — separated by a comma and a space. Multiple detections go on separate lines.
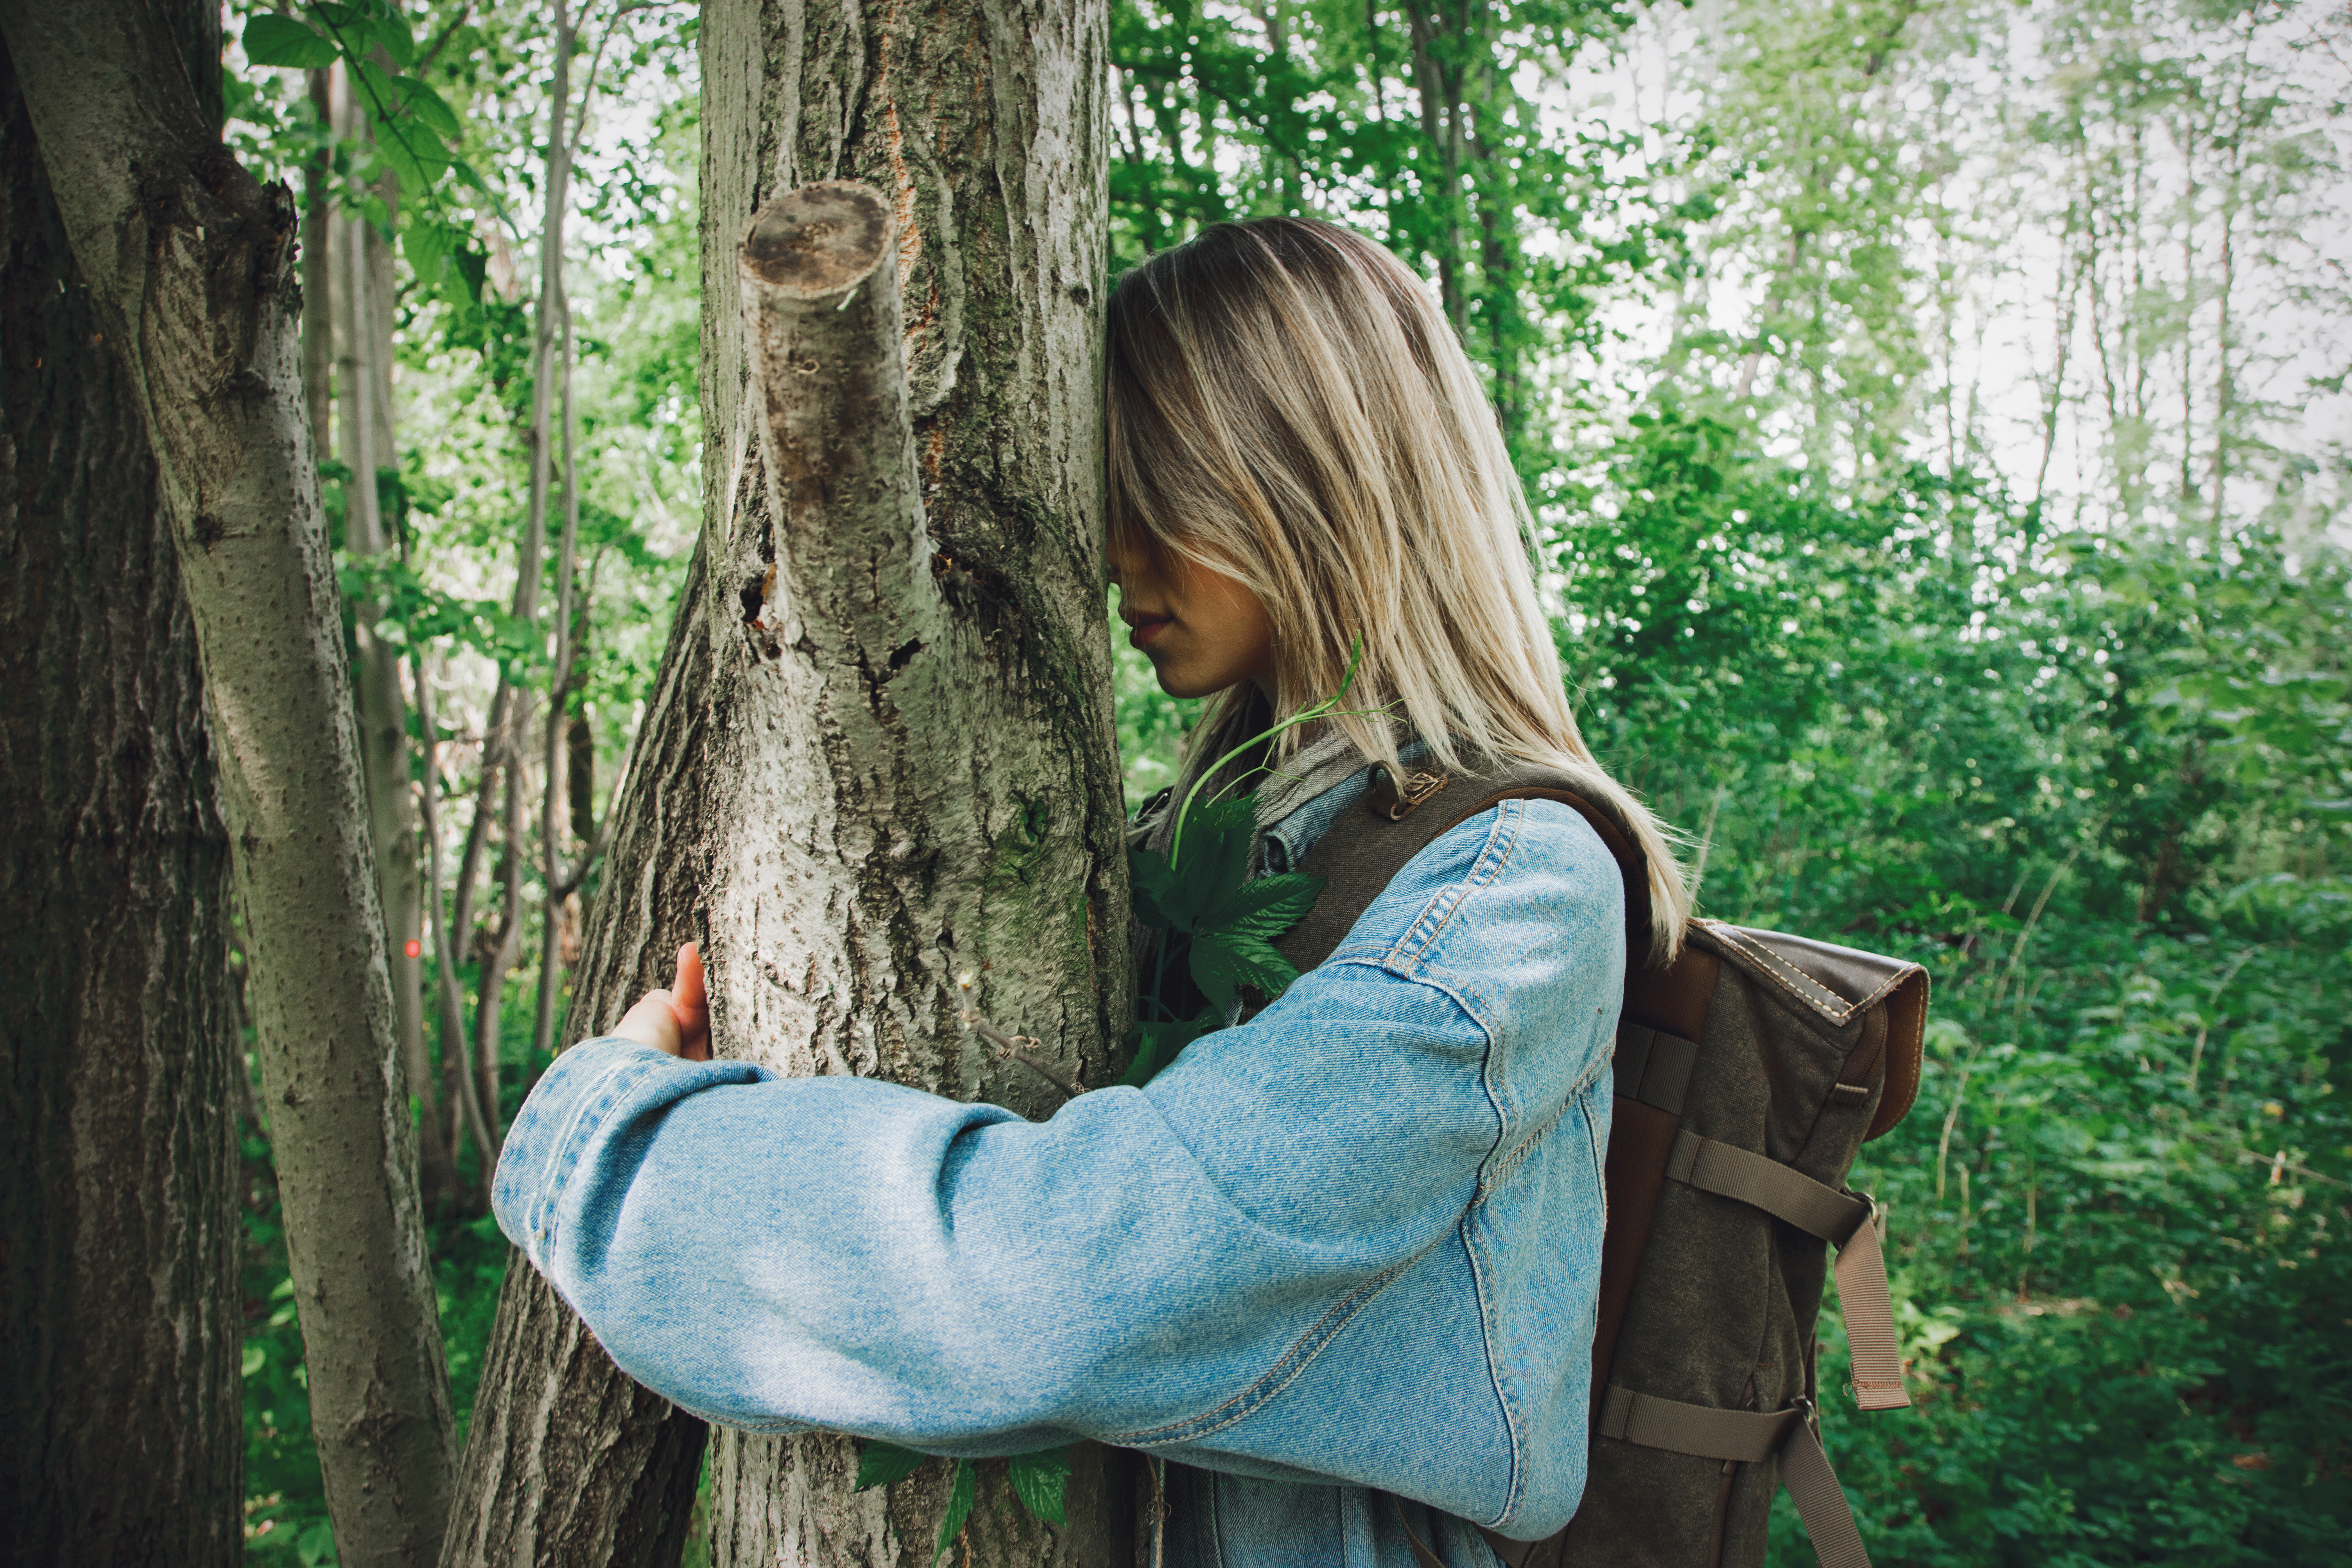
493, 798, 1624, 1533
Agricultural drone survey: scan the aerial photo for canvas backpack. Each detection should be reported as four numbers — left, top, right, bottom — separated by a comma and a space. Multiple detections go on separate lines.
1271, 764, 1929, 1568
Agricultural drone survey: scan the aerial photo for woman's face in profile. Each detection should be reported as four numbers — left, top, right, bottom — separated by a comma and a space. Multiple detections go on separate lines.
1105, 529, 1275, 701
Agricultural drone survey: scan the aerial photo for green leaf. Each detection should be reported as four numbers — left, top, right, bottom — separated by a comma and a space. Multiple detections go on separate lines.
389, 75, 461, 138
1009, 1445, 1073, 1527
402, 219, 449, 289
244, 14, 337, 69
1115, 1010, 1218, 1089
853, 1438, 927, 1491
933, 1457, 977, 1566
1203, 872, 1324, 942
368, 10, 419, 66
1160, 796, 1255, 930
295, 1519, 336, 1566
1189, 931, 1300, 1010
1128, 844, 1176, 929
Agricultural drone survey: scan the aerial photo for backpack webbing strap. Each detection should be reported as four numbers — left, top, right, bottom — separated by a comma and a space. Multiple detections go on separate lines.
1666, 1130, 1869, 1242
1597, 1388, 1874, 1568
1662, 1131, 1913, 1413
1829, 1205, 1909, 1411
1613, 1022, 1698, 1113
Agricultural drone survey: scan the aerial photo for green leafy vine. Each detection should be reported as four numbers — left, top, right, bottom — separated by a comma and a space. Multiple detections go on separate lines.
1120, 640, 1369, 1088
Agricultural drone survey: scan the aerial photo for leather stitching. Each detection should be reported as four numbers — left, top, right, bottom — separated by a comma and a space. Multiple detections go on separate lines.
1708, 924, 1856, 1021
1707, 921, 1923, 1028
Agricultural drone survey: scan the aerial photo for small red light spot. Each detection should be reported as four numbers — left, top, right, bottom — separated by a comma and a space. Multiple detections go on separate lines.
404, 939, 422, 958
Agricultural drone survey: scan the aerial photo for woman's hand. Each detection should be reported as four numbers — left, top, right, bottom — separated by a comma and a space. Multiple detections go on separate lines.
613, 942, 711, 1060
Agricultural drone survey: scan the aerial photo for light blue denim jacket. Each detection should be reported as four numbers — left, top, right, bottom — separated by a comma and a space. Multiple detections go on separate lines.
494, 773, 1624, 1567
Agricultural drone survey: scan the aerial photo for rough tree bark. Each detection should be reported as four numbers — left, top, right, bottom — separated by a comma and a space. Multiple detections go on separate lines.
0, 2, 457, 1563
440, 1, 1128, 1563
0, 26, 242, 1565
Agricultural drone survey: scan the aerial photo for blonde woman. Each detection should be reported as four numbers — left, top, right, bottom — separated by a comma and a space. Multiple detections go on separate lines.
494, 216, 1686, 1567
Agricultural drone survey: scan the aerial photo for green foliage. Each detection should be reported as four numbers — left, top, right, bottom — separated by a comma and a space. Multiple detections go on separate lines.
1108, 0, 1694, 480
851, 1442, 1076, 1557
853, 1439, 928, 1491
932, 1455, 977, 1563
1008, 1446, 1075, 1528
239, 2, 498, 324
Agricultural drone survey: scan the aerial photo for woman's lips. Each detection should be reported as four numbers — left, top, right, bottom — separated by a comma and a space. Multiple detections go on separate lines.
1128, 615, 1173, 649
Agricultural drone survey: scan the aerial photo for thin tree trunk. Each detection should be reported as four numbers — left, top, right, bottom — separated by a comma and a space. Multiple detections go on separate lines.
334, 66, 446, 1204
363, 84, 439, 1195
440, 1, 1129, 1562
0, 30, 241, 1563
304, 66, 332, 454
532, 301, 583, 1063
469, 0, 575, 1137
413, 646, 500, 1170
0, 5, 458, 1563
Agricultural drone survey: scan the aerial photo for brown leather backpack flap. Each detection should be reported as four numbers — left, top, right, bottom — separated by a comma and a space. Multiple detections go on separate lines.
1700, 924, 1928, 1141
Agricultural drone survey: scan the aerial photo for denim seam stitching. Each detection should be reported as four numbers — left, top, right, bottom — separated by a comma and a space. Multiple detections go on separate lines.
531, 1052, 657, 1263
1479, 1094, 1575, 1199
1463, 1210, 1527, 1531
1390, 802, 1521, 971
1581, 1088, 1609, 1228
1106, 1255, 1418, 1447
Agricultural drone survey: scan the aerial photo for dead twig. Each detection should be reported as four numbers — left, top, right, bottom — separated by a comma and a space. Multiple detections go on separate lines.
954, 972, 1083, 1102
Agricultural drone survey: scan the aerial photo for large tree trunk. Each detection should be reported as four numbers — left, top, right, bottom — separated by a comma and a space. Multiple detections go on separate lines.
0, 3, 458, 1563
441, 1, 1126, 1564
0, 30, 242, 1565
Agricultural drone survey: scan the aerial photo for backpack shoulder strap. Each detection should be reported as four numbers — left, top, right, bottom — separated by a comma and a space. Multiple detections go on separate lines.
1273, 762, 1654, 976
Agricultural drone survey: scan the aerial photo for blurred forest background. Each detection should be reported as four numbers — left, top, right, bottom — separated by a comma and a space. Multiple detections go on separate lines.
214, 0, 2349, 1561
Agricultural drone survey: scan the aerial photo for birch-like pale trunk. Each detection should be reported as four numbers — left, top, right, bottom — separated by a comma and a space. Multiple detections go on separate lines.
441, 1, 1127, 1562
334, 66, 445, 1202
531, 302, 584, 1063
470, 0, 574, 1141
0, 3, 456, 1562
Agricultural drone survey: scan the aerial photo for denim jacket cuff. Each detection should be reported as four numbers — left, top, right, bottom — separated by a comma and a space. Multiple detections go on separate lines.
491, 1036, 767, 1285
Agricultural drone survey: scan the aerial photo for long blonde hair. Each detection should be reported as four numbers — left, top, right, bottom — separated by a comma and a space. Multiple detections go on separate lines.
1105, 216, 1690, 961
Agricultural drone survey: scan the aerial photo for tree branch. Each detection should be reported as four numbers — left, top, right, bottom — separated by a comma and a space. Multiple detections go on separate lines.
736, 182, 940, 669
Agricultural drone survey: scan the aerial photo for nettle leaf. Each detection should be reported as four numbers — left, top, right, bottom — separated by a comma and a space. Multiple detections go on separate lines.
1115, 1010, 1218, 1088
1190, 931, 1300, 1010
1009, 1445, 1073, 1526
1128, 845, 1176, 930
402, 219, 448, 289
1205, 872, 1324, 942
933, 1457, 977, 1566
376, 127, 455, 201
853, 1439, 926, 1491
244, 15, 337, 69
1160, 796, 1255, 931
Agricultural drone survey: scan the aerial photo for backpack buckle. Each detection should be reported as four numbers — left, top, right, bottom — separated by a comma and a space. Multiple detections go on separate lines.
1367, 764, 1447, 820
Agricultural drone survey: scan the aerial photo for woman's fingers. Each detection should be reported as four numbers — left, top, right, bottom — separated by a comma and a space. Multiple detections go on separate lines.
669, 942, 711, 1061
615, 989, 684, 1056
